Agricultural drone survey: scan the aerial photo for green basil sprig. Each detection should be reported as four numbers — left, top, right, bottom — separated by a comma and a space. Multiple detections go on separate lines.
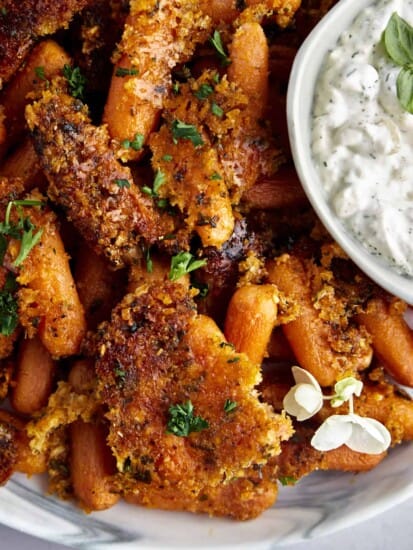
383, 12, 413, 113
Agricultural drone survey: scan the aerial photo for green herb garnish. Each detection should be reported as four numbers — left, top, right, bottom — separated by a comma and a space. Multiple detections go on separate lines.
114, 178, 131, 188
0, 200, 44, 267
142, 170, 166, 200
194, 83, 214, 100
121, 133, 144, 151
383, 13, 413, 113
168, 251, 207, 281
166, 401, 209, 437
0, 287, 18, 336
171, 119, 204, 147
211, 102, 224, 117
279, 476, 297, 486
224, 399, 237, 413
115, 67, 139, 77
210, 30, 231, 66
34, 66, 47, 82
63, 65, 87, 100
209, 172, 222, 180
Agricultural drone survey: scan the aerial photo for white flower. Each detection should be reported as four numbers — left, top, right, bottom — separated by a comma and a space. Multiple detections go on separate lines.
283, 366, 323, 421
311, 413, 391, 455
330, 377, 363, 407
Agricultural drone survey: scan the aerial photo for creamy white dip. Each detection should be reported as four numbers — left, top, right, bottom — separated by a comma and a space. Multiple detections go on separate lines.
312, 0, 413, 277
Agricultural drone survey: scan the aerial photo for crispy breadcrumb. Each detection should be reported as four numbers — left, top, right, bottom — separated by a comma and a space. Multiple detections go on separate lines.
93, 282, 292, 519
26, 84, 173, 268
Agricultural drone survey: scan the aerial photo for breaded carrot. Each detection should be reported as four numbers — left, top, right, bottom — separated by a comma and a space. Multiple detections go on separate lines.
16, 193, 86, 357
227, 21, 269, 119
0, 138, 44, 192
267, 254, 372, 387
224, 284, 279, 365
0, 40, 70, 160
69, 360, 120, 511
356, 298, 413, 387
11, 335, 56, 415
103, 0, 211, 161
74, 243, 126, 330
0, 409, 47, 476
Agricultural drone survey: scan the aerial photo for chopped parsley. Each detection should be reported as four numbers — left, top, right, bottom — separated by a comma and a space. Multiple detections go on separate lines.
227, 356, 240, 364
115, 67, 139, 77
211, 102, 224, 118
194, 83, 214, 100
34, 66, 48, 82
0, 7, 7, 15
142, 170, 168, 208
0, 200, 44, 267
279, 476, 297, 486
63, 65, 86, 100
210, 172, 222, 180
114, 178, 131, 188
166, 401, 209, 437
224, 399, 237, 413
114, 364, 126, 384
191, 279, 209, 298
171, 119, 204, 147
0, 284, 18, 336
210, 30, 231, 66
162, 154, 173, 162
121, 133, 144, 151
219, 341, 235, 350
168, 251, 207, 281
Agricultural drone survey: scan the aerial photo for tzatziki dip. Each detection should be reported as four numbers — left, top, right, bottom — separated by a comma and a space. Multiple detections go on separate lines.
312, 0, 413, 277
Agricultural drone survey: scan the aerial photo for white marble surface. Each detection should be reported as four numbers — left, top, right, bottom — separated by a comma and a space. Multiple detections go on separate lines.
2, 495, 413, 550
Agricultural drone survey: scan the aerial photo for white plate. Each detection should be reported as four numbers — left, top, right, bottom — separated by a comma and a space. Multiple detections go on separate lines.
1, 442, 413, 549
3, 1, 413, 547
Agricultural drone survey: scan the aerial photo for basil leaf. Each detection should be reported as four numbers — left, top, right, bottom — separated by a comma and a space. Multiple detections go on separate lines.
383, 12, 413, 67
397, 65, 413, 113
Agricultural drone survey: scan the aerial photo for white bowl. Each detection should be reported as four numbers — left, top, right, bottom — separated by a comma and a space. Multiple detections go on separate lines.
287, 0, 413, 305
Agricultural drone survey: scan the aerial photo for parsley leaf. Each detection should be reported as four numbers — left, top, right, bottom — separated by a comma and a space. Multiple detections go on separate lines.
34, 66, 48, 82
166, 401, 209, 437
0, 288, 18, 336
210, 30, 231, 66
115, 67, 139, 77
279, 476, 297, 486
14, 217, 43, 266
171, 119, 204, 147
142, 170, 166, 198
224, 399, 237, 413
121, 133, 144, 151
63, 65, 87, 100
194, 83, 214, 100
211, 102, 224, 118
168, 251, 207, 281
210, 171, 222, 180
0, 200, 44, 267
115, 178, 131, 188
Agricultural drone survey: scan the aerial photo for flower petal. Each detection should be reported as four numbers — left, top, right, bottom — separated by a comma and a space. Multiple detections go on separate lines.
334, 377, 363, 401
295, 384, 323, 414
346, 415, 391, 455
291, 366, 322, 392
283, 384, 322, 421
311, 415, 353, 451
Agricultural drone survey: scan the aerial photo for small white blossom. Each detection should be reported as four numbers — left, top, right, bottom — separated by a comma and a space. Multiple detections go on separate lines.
330, 377, 363, 407
283, 366, 323, 421
311, 413, 391, 455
